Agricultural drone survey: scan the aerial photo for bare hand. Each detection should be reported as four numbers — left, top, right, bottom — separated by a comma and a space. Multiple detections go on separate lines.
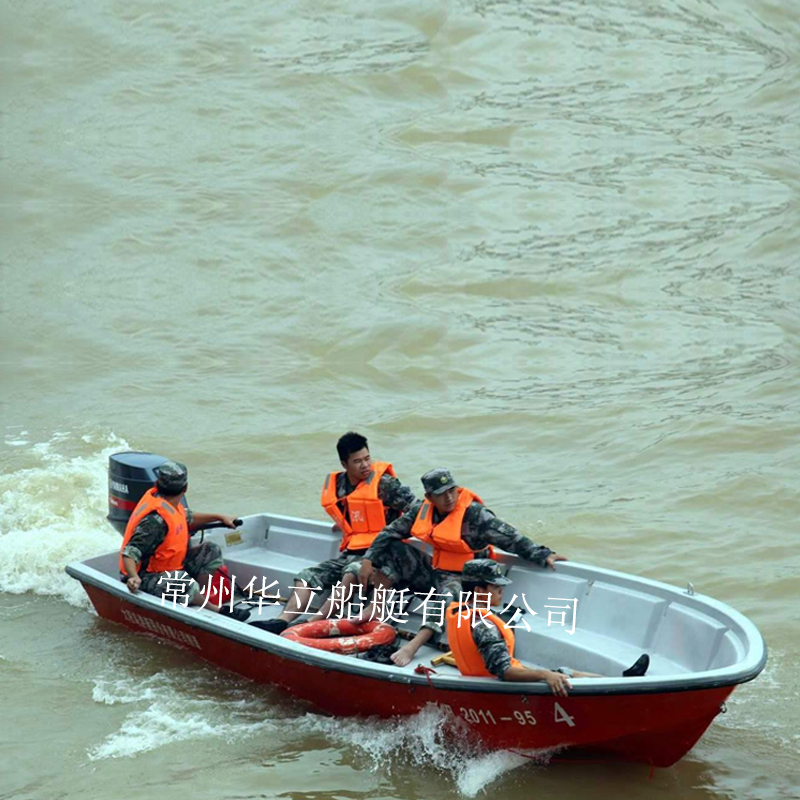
545, 554, 568, 570
126, 575, 142, 592
218, 515, 238, 529
546, 671, 572, 697
358, 559, 373, 588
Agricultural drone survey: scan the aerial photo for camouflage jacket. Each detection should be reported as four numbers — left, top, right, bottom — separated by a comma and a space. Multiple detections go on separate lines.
333, 471, 416, 529
364, 498, 553, 568
472, 619, 513, 679
121, 505, 194, 566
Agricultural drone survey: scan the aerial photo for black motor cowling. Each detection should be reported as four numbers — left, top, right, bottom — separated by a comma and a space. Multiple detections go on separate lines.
107, 451, 170, 534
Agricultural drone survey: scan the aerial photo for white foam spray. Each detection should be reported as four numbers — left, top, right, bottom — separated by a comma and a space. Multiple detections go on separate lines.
295, 703, 555, 796
88, 670, 278, 761
0, 431, 128, 607
87, 672, 549, 796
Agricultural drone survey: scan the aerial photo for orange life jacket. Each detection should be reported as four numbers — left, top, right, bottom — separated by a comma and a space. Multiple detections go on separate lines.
320, 461, 396, 552
410, 488, 493, 572
445, 601, 522, 677
119, 487, 190, 574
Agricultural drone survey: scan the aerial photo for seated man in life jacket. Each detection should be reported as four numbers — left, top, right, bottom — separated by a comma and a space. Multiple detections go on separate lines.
357, 468, 569, 667
119, 461, 250, 622
253, 431, 415, 634
446, 559, 650, 695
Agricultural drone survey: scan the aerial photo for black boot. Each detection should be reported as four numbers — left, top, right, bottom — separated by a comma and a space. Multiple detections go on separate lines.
622, 654, 650, 677
250, 618, 289, 634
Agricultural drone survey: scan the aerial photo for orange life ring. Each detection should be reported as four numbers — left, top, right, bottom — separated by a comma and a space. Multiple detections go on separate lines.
281, 619, 396, 654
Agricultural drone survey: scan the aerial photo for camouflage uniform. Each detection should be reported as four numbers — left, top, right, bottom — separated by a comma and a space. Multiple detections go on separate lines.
122, 508, 224, 602
365, 498, 553, 572
296, 471, 415, 590
472, 621, 514, 678
364, 470, 554, 636
470, 620, 574, 680
459, 560, 573, 680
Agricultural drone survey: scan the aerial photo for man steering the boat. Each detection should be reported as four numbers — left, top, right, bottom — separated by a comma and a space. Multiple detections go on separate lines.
357, 468, 567, 667
446, 559, 649, 694
254, 431, 416, 634
119, 461, 250, 621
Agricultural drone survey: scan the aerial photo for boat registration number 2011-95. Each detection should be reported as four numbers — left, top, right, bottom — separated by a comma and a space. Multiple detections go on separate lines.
447, 703, 576, 728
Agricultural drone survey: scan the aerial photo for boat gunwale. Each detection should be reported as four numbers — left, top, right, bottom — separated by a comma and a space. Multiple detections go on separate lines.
65, 546, 767, 698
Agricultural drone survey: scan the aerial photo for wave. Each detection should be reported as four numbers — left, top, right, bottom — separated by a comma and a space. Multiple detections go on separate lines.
0, 431, 128, 607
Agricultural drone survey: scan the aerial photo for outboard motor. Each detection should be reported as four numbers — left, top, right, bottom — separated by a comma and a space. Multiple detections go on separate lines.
107, 451, 171, 534
108, 450, 237, 607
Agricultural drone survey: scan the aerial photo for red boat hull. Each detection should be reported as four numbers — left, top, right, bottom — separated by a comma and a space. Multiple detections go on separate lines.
84, 584, 733, 768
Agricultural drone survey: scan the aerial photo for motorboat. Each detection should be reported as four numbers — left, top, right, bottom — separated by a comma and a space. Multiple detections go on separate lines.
66, 452, 767, 768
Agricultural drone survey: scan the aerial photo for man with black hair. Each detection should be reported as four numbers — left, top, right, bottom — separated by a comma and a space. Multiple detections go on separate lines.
446, 560, 649, 694
256, 432, 415, 633
119, 461, 250, 621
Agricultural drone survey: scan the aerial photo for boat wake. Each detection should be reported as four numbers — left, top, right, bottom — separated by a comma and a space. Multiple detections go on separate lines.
87, 670, 279, 761
87, 667, 552, 795
303, 703, 557, 796
0, 431, 127, 607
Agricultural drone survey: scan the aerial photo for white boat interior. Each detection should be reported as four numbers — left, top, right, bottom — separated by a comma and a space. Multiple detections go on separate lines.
70, 512, 766, 695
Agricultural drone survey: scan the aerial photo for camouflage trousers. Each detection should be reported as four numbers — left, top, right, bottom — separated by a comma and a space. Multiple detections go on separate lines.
295, 550, 365, 592
139, 542, 224, 604
369, 540, 462, 637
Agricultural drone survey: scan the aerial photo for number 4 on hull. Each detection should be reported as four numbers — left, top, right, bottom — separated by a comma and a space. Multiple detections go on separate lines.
555, 702, 576, 727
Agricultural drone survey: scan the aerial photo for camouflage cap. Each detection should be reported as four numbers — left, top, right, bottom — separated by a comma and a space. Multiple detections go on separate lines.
155, 460, 188, 494
462, 559, 512, 586
421, 468, 457, 496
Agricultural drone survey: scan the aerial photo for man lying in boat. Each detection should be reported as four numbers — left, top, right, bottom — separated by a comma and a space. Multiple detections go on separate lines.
119, 461, 250, 621
253, 431, 416, 634
356, 468, 567, 667
447, 560, 650, 695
